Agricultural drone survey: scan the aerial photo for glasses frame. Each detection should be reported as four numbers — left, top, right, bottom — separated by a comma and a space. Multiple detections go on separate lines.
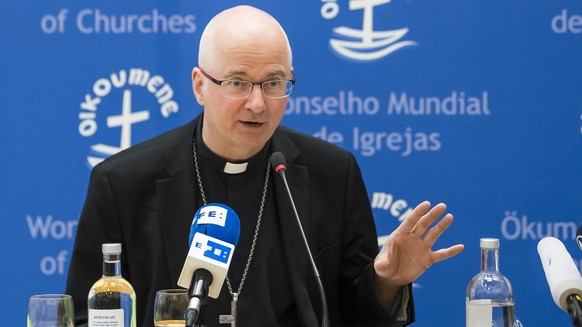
199, 68, 295, 99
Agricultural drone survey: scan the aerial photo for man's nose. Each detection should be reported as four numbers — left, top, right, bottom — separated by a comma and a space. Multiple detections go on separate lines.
245, 84, 267, 113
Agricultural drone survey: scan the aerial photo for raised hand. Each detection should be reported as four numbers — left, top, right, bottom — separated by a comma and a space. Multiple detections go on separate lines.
374, 201, 464, 287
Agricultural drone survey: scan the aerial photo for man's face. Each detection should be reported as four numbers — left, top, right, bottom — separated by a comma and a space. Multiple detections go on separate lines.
193, 29, 292, 161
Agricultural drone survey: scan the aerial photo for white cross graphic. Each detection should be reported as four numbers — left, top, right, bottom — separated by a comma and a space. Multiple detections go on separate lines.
87, 89, 149, 166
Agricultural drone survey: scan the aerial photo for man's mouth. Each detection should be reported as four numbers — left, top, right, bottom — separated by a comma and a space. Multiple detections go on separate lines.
241, 120, 263, 126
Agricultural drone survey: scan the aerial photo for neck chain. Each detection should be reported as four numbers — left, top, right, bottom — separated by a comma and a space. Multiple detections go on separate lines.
192, 138, 271, 300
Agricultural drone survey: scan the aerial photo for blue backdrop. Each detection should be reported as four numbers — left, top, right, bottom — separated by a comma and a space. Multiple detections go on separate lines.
2, 0, 581, 326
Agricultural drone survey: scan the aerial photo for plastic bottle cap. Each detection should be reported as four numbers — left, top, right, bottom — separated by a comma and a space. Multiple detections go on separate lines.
480, 238, 500, 249
102, 243, 122, 255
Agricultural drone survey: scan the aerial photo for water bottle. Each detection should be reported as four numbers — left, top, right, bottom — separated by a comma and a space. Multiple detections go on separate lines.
466, 238, 515, 327
88, 243, 137, 327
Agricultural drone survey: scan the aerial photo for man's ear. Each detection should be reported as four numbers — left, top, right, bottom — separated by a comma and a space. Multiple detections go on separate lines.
192, 67, 205, 106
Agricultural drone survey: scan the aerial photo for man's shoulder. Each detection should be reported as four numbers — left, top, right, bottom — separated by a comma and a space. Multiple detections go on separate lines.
97, 119, 196, 173
275, 125, 356, 171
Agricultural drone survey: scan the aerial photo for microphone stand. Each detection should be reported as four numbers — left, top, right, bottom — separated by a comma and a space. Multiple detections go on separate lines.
186, 269, 213, 327
272, 153, 330, 327
567, 294, 582, 327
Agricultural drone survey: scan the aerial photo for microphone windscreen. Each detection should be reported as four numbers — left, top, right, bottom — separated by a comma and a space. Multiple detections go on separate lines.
271, 152, 287, 171
189, 203, 240, 246
537, 236, 582, 311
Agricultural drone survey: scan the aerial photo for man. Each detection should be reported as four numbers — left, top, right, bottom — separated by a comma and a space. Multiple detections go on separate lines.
66, 5, 463, 327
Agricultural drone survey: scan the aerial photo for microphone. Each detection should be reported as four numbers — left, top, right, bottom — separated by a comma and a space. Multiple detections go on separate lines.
177, 203, 241, 327
576, 225, 582, 251
270, 152, 329, 327
537, 237, 582, 327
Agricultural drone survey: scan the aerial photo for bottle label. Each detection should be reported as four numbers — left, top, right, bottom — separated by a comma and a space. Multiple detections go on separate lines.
466, 299, 492, 327
89, 309, 124, 327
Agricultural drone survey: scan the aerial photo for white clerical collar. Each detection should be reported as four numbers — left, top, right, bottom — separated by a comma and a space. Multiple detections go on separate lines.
223, 162, 248, 174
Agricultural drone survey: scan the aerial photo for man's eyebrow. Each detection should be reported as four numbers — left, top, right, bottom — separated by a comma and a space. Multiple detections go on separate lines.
222, 70, 287, 80
264, 71, 287, 79
222, 70, 249, 79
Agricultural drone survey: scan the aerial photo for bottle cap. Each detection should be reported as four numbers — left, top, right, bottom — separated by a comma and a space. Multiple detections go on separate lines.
102, 243, 122, 255
480, 238, 500, 249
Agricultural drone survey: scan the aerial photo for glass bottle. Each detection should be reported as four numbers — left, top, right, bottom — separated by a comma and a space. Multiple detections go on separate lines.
466, 238, 515, 327
88, 243, 137, 327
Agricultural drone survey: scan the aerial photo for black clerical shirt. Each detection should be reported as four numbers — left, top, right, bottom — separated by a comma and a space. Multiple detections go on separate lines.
194, 129, 300, 327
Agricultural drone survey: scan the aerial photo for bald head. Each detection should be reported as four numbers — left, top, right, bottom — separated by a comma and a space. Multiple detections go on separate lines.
198, 5, 293, 72
192, 6, 293, 161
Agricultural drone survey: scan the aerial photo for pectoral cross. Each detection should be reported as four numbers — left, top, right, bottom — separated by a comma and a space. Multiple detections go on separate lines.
219, 292, 238, 326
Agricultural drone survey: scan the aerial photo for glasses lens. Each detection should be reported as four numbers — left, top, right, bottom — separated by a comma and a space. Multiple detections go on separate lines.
262, 80, 292, 98
222, 80, 252, 98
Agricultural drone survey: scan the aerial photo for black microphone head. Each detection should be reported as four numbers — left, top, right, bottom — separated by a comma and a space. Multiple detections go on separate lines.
271, 152, 287, 173
577, 225, 582, 251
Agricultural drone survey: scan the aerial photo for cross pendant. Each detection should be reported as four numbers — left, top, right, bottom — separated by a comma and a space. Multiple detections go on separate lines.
219, 293, 238, 326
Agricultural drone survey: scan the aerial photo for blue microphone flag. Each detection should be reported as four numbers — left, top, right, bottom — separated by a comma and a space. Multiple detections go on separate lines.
189, 203, 241, 246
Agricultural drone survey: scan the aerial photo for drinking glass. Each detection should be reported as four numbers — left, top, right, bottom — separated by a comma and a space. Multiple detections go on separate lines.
27, 294, 74, 327
154, 289, 189, 327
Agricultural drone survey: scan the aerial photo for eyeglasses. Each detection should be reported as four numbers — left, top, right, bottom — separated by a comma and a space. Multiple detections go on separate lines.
199, 68, 295, 99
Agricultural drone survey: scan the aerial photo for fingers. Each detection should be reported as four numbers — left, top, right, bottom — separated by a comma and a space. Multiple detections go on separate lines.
402, 201, 447, 237
410, 203, 447, 235
399, 200, 431, 231
432, 244, 465, 263
422, 213, 454, 246
398, 200, 464, 266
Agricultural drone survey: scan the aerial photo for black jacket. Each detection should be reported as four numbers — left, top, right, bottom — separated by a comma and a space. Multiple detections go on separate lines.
66, 115, 415, 327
